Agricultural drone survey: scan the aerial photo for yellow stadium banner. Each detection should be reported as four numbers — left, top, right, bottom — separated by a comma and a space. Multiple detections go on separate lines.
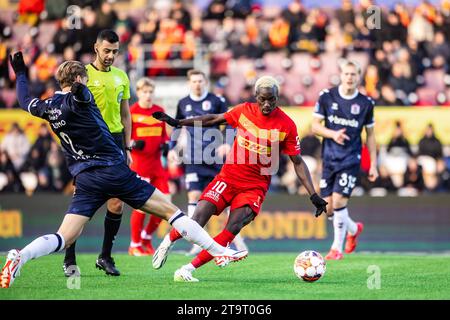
1, 107, 449, 145
0, 109, 50, 144
282, 106, 450, 145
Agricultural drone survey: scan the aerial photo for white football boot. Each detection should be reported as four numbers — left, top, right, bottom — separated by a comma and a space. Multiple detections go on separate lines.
1, 249, 23, 288
152, 234, 174, 269
214, 248, 248, 268
174, 267, 199, 282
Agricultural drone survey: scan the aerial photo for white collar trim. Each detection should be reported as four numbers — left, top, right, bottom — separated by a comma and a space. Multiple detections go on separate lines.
338, 85, 359, 100
189, 91, 208, 101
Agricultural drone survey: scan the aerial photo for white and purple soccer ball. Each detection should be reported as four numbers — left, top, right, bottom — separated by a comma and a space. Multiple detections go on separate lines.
293, 250, 326, 282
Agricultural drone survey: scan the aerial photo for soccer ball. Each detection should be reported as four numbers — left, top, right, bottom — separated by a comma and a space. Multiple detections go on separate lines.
293, 250, 326, 282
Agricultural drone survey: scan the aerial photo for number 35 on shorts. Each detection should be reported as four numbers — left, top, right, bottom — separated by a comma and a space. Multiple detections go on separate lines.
338, 173, 356, 195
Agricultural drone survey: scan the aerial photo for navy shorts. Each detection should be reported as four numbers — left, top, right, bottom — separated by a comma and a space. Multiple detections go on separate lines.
111, 132, 127, 164
184, 172, 215, 192
67, 162, 155, 218
320, 164, 360, 198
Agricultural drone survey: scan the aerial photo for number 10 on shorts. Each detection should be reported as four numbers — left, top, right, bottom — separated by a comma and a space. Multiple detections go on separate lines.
211, 181, 227, 194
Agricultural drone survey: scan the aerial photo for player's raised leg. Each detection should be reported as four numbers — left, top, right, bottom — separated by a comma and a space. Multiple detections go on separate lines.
174, 205, 254, 282
1, 214, 89, 288
141, 190, 248, 269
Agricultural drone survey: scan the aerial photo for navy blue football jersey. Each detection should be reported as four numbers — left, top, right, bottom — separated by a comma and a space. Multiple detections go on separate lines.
174, 92, 228, 175
313, 86, 375, 168
16, 73, 124, 176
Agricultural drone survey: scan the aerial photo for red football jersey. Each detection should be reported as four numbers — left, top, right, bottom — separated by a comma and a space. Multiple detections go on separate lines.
130, 103, 169, 178
221, 102, 301, 191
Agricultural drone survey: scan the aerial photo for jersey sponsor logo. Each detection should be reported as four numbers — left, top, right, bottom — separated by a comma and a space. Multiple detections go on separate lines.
136, 126, 163, 137
327, 115, 359, 128
202, 100, 211, 111
204, 190, 220, 202
238, 114, 287, 141
237, 135, 271, 155
45, 108, 62, 120
93, 80, 101, 86
331, 102, 339, 110
350, 104, 360, 115
132, 114, 161, 125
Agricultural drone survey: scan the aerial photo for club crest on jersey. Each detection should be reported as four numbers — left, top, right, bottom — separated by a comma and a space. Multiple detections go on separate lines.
185, 104, 192, 112
351, 104, 360, 115
202, 100, 211, 111
331, 102, 338, 110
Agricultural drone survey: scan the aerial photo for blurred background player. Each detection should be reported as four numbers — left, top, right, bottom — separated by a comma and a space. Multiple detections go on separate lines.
63, 29, 132, 276
128, 77, 170, 256
152, 76, 328, 282
312, 59, 378, 260
170, 69, 247, 254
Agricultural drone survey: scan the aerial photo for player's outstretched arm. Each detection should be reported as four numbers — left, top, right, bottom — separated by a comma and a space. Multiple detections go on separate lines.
153, 111, 227, 127
10, 51, 38, 113
289, 154, 328, 217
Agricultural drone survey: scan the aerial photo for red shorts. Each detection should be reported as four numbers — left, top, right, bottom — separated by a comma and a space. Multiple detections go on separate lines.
199, 176, 266, 215
139, 174, 169, 194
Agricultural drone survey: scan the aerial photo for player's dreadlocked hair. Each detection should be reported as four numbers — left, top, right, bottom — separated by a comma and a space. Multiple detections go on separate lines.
254, 76, 280, 95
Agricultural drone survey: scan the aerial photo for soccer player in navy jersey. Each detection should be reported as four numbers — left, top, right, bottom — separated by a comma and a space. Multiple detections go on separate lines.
0, 52, 247, 288
312, 59, 379, 260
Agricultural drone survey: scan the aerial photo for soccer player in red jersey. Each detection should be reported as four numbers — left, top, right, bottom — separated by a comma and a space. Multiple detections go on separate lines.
128, 78, 170, 256
152, 76, 328, 281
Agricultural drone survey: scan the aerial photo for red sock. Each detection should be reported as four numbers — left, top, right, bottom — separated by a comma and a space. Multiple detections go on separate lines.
169, 228, 182, 242
144, 216, 162, 237
191, 229, 235, 269
130, 210, 145, 244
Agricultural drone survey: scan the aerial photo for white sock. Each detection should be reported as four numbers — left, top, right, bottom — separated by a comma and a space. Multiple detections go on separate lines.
130, 241, 141, 248
168, 210, 225, 256
331, 207, 348, 252
20, 233, 65, 264
141, 230, 152, 240
347, 214, 357, 235
183, 263, 196, 272
187, 203, 197, 218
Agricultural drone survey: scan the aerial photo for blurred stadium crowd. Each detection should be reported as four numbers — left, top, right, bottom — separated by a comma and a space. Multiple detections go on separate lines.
0, 0, 449, 196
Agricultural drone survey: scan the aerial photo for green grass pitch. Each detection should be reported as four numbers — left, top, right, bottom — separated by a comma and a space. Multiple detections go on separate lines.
0, 252, 449, 300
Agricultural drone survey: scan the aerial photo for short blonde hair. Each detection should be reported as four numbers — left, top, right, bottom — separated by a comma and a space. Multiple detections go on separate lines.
55, 61, 87, 88
254, 76, 280, 94
136, 77, 155, 91
339, 59, 361, 75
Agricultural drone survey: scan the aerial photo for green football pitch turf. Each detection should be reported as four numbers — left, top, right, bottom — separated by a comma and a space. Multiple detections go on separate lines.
0, 252, 449, 300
